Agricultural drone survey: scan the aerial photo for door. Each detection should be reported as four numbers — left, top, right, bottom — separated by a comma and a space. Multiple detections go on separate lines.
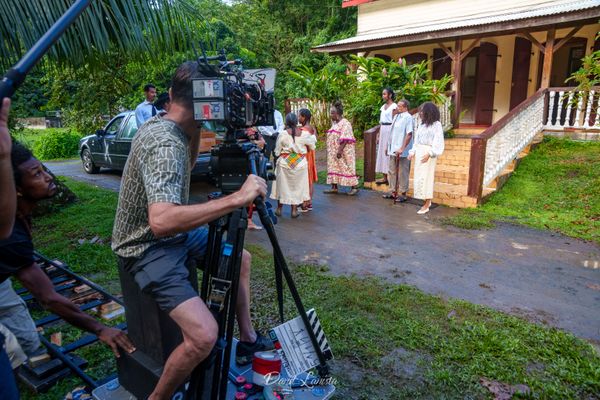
102, 115, 125, 168
474, 42, 498, 125
460, 49, 479, 123
114, 114, 138, 169
432, 48, 452, 90
509, 37, 532, 110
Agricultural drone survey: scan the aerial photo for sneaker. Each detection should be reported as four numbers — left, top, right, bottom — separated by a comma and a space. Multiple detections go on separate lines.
236, 332, 275, 365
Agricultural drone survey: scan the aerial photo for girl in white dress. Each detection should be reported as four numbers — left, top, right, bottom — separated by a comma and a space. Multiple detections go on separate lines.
375, 87, 398, 184
408, 102, 445, 214
270, 113, 317, 218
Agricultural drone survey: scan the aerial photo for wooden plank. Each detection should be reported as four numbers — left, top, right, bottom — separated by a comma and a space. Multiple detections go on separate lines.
553, 25, 583, 53
363, 125, 379, 183
541, 28, 556, 88
452, 39, 463, 127
436, 43, 455, 59
520, 31, 545, 53
459, 38, 481, 61
467, 137, 487, 200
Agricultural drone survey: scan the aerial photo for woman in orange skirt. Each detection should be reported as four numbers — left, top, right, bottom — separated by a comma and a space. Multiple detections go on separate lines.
299, 108, 318, 211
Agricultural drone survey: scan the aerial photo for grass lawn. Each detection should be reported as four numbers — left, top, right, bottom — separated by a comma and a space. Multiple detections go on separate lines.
441, 137, 600, 244
21, 177, 600, 399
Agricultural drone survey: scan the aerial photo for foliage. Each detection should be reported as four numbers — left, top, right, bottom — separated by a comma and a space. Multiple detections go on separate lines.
440, 137, 600, 244
0, 0, 205, 69
567, 31, 600, 92
32, 128, 81, 160
290, 55, 453, 134
23, 177, 600, 399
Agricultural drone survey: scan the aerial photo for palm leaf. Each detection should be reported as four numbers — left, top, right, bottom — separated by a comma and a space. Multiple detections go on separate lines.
0, 0, 207, 70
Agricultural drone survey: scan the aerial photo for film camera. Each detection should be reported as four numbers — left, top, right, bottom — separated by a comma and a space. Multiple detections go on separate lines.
192, 51, 276, 194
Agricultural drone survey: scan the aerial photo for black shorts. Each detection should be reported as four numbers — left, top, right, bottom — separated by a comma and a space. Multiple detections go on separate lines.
118, 227, 209, 313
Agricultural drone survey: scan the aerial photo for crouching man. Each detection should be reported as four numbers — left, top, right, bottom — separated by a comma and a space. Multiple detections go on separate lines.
0, 142, 135, 360
111, 61, 273, 400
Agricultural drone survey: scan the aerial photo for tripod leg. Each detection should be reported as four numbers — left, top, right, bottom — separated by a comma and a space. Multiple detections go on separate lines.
274, 255, 284, 323
253, 199, 330, 375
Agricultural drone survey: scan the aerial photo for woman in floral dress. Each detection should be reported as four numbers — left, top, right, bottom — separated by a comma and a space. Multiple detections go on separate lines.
324, 101, 359, 196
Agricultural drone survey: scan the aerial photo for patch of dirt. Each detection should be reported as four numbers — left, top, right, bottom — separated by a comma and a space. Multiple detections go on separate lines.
509, 306, 558, 327
379, 347, 432, 390
479, 377, 530, 400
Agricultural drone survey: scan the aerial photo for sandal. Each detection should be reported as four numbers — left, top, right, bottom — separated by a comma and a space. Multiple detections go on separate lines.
347, 188, 359, 196
323, 189, 338, 194
275, 208, 282, 217
382, 193, 396, 199
375, 179, 388, 185
248, 224, 263, 230
291, 210, 300, 218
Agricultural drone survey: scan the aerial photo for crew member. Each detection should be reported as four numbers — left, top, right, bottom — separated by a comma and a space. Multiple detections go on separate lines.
0, 142, 135, 366
112, 61, 274, 400
135, 84, 158, 127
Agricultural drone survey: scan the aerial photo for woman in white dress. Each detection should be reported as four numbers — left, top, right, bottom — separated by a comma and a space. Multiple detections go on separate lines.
375, 87, 398, 184
270, 113, 317, 218
408, 102, 445, 215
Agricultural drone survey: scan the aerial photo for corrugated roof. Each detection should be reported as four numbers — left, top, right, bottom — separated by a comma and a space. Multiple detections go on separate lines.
316, 0, 600, 48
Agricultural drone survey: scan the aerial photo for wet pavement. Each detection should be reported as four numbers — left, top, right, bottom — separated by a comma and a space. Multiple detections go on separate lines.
45, 159, 600, 343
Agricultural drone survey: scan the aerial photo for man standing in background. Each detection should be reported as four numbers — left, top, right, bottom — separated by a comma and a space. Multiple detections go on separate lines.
135, 84, 158, 127
385, 99, 413, 202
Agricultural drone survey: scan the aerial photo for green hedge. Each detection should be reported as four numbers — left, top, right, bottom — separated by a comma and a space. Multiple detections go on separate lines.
13, 128, 82, 160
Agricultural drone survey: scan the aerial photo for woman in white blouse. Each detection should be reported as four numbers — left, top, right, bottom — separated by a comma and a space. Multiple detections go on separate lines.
375, 87, 398, 184
408, 102, 445, 215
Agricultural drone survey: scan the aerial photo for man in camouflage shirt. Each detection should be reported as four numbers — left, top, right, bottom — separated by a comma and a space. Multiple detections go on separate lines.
112, 61, 271, 400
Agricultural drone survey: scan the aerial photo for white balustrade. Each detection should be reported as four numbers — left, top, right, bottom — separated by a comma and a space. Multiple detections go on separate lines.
544, 88, 600, 130
483, 93, 545, 187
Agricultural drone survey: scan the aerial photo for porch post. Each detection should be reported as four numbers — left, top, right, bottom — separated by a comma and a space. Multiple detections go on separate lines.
540, 28, 556, 88
452, 39, 463, 127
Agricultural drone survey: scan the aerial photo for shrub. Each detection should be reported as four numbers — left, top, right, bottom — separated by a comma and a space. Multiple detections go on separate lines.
32, 129, 82, 160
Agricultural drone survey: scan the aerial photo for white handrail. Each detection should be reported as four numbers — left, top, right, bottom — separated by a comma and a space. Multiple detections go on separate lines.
544, 88, 600, 130
483, 93, 545, 187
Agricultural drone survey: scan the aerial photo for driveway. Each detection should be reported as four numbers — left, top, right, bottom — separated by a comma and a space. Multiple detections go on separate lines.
45, 159, 600, 343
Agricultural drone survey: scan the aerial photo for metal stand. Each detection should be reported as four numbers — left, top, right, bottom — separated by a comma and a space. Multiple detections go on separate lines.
186, 151, 331, 400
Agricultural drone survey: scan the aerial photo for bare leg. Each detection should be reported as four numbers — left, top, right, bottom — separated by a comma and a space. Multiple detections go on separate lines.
236, 250, 256, 343
149, 297, 218, 400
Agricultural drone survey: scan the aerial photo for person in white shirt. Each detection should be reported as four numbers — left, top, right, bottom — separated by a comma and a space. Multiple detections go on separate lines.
375, 87, 398, 185
384, 99, 413, 202
408, 102, 445, 215
134, 84, 157, 128
258, 109, 284, 161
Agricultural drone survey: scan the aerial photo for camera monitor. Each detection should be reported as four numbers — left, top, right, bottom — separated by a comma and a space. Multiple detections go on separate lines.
192, 78, 226, 121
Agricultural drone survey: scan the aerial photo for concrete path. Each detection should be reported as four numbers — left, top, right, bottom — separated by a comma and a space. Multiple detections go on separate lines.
46, 160, 600, 343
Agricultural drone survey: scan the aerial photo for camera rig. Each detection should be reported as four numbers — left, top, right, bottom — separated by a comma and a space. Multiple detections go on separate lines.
193, 50, 276, 193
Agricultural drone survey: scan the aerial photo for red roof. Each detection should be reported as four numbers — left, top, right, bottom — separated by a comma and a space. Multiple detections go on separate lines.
342, 0, 378, 8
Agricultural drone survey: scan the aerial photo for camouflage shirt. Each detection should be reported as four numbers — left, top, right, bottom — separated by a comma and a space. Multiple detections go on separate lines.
112, 115, 191, 258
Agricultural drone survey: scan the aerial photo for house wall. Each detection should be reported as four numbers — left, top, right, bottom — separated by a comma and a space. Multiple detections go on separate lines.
357, 0, 589, 35
364, 24, 599, 124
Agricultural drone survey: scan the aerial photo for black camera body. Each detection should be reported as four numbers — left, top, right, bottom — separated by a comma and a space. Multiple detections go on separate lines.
193, 51, 276, 192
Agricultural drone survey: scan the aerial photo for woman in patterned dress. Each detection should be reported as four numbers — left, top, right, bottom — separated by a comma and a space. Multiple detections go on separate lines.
298, 108, 318, 211
324, 101, 359, 196
408, 102, 445, 214
270, 113, 316, 218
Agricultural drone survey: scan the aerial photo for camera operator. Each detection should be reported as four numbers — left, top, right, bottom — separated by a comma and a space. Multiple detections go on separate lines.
112, 61, 274, 400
